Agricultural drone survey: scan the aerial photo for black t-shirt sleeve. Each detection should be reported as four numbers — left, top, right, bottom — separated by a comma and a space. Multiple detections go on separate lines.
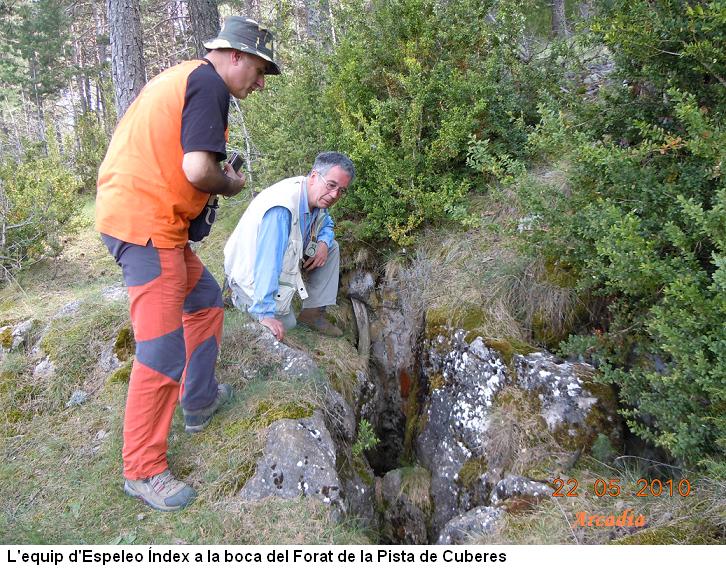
181, 62, 230, 161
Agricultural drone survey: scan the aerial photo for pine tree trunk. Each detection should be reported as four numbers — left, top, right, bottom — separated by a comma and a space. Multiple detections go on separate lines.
188, 0, 221, 59
107, 0, 146, 119
551, 0, 569, 39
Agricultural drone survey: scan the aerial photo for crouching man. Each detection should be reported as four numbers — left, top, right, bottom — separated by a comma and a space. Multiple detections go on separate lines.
224, 152, 354, 341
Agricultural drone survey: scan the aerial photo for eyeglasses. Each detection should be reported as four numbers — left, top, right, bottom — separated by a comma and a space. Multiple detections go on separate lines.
316, 171, 347, 195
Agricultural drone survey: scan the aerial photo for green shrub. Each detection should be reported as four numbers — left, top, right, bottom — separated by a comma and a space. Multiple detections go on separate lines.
244, 0, 563, 245
0, 128, 81, 281
352, 419, 380, 457
68, 112, 108, 193
523, 0, 726, 466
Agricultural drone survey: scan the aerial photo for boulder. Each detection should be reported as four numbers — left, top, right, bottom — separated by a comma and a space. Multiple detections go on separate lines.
247, 323, 318, 380
415, 329, 619, 539
490, 475, 551, 511
416, 330, 509, 534
436, 506, 504, 545
513, 352, 620, 450
239, 412, 344, 513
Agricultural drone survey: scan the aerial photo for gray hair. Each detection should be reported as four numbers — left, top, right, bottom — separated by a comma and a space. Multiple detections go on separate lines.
311, 151, 355, 181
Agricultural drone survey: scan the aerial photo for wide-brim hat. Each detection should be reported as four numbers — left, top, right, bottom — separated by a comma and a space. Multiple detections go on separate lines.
204, 16, 280, 75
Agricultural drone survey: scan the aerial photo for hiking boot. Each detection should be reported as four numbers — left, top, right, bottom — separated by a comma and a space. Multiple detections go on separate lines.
183, 383, 233, 433
123, 469, 196, 512
297, 307, 343, 337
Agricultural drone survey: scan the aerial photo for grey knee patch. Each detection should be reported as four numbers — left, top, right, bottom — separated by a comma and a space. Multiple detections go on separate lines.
136, 327, 186, 381
184, 268, 223, 313
182, 335, 219, 411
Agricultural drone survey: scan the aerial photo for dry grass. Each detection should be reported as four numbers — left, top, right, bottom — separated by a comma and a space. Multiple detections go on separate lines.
392, 180, 580, 348
473, 461, 725, 545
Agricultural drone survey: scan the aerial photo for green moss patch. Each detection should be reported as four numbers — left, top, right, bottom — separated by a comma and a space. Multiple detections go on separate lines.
458, 456, 489, 489
0, 326, 13, 349
107, 360, 133, 385
113, 326, 134, 361
235, 400, 315, 432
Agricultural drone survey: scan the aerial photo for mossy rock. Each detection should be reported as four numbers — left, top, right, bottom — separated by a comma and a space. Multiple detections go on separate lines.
107, 359, 133, 385
553, 378, 621, 454
0, 326, 13, 349
113, 326, 135, 361
353, 453, 375, 486
484, 337, 536, 366
424, 306, 491, 342
234, 400, 315, 432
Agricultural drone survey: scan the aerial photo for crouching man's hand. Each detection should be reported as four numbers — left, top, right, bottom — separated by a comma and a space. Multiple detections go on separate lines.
303, 241, 328, 271
260, 317, 285, 341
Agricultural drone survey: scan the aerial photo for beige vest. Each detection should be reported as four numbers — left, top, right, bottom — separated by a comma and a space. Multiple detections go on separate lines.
223, 176, 308, 315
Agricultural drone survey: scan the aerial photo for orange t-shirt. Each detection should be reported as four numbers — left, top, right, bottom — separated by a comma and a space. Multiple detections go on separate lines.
96, 59, 229, 248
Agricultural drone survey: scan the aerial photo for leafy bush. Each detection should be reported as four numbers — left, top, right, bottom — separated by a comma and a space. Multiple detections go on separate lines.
244, 0, 564, 245
523, 0, 726, 465
0, 130, 81, 281
352, 419, 380, 457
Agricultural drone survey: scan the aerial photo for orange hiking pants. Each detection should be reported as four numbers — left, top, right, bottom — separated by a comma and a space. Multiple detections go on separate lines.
102, 235, 224, 479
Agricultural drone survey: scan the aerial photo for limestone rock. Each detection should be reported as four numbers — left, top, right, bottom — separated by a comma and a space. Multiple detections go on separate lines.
323, 386, 356, 444
0, 319, 35, 356
416, 330, 509, 534
490, 475, 551, 510
436, 506, 504, 545
346, 270, 376, 303
247, 323, 319, 380
341, 464, 376, 528
415, 329, 619, 540
513, 352, 619, 449
33, 357, 56, 381
239, 412, 343, 512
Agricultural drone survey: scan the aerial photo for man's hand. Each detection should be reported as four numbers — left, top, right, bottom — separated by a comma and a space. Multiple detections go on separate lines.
303, 241, 329, 271
259, 317, 285, 341
222, 161, 246, 197
182, 151, 245, 197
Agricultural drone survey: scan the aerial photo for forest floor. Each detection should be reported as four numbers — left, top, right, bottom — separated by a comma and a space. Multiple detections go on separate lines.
0, 197, 370, 544
0, 194, 723, 545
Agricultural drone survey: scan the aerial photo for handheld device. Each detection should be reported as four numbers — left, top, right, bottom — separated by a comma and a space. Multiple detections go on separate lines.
226, 151, 244, 173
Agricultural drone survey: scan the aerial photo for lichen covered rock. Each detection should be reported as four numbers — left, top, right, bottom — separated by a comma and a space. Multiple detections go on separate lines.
239, 412, 344, 513
513, 352, 620, 451
489, 475, 551, 510
415, 329, 619, 540
416, 330, 509, 534
436, 506, 504, 545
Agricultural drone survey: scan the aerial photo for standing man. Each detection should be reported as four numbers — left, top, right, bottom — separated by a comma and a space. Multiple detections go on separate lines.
224, 152, 355, 342
95, 17, 280, 512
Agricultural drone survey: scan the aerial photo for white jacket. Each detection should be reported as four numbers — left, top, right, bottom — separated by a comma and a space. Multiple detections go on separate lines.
223, 176, 308, 315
